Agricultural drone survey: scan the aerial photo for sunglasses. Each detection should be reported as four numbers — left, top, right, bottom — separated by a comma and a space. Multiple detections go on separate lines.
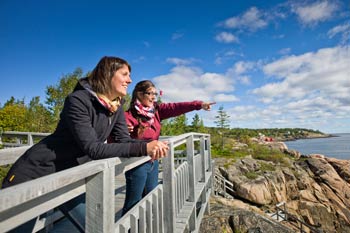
143, 91, 158, 96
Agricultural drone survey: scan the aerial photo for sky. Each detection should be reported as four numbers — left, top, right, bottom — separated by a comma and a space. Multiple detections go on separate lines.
1, 0, 350, 134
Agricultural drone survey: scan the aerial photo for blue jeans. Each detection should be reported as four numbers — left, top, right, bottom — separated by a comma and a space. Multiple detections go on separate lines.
8, 194, 85, 233
122, 160, 159, 215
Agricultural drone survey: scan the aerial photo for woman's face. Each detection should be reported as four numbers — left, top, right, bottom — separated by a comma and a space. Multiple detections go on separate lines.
139, 87, 157, 107
109, 64, 132, 99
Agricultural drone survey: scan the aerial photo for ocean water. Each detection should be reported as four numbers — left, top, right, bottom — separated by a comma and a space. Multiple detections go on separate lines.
284, 133, 350, 160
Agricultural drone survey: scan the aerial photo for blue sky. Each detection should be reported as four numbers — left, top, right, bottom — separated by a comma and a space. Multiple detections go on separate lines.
1, 0, 349, 133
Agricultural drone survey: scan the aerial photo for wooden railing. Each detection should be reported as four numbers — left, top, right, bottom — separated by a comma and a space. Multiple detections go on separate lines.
0, 132, 212, 233
0, 131, 49, 148
213, 169, 234, 199
117, 133, 213, 233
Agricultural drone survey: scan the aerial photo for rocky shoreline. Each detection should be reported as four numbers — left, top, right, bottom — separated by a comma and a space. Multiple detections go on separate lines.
200, 140, 350, 233
279, 133, 336, 142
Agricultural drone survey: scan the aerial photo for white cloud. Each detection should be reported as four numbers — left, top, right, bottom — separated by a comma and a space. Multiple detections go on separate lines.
256, 46, 350, 101
327, 21, 350, 44
231, 61, 255, 75
278, 47, 291, 55
237, 75, 251, 85
213, 93, 239, 102
249, 46, 350, 132
166, 57, 194, 66
291, 0, 340, 26
222, 7, 268, 32
152, 65, 235, 103
225, 61, 256, 85
215, 32, 239, 43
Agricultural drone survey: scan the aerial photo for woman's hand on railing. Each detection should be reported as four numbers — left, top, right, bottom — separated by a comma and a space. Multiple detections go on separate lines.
126, 124, 134, 134
146, 140, 169, 161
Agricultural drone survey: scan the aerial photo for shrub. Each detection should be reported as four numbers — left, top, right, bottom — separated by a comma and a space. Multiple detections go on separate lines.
0, 165, 11, 187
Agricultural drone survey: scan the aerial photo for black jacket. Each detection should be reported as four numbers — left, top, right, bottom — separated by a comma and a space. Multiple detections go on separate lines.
2, 78, 147, 187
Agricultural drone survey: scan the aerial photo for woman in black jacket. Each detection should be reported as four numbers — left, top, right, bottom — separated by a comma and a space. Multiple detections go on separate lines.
2, 56, 168, 232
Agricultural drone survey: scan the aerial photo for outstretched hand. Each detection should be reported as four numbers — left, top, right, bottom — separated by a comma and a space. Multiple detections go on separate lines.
201, 102, 216, 111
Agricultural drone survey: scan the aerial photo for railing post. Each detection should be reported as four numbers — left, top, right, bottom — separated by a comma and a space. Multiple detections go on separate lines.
28, 133, 34, 146
162, 142, 176, 233
206, 136, 212, 172
200, 136, 210, 215
85, 161, 115, 233
199, 136, 206, 182
186, 135, 196, 231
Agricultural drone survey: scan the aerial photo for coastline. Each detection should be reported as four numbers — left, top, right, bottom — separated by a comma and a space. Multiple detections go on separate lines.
283, 133, 349, 160
280, 133, 336, 142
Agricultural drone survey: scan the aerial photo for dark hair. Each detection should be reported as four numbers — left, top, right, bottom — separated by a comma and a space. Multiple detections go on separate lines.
129, 80, 157, 137
88, 56, 131, 94
129, 80, 156, 109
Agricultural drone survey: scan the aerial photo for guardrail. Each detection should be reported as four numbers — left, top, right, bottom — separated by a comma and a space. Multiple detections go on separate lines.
0, 131, 49, 148
0, 132, 212, 233
213, 169, 234, 199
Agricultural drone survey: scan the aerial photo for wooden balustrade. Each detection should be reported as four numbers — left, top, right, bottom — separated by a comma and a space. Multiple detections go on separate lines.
0, 132, 213, 233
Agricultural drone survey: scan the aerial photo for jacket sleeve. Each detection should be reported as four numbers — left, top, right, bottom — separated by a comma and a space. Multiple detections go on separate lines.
62, 94, 147, 160
158, 101, 203, 121
109, 108, 149, 156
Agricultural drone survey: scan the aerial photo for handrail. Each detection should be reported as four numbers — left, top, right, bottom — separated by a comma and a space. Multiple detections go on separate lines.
0, 132, 212, 233
0, 131, 49, 147
119, 132, 212, 233
213, 169, 235, 198
274, 202, 323, 233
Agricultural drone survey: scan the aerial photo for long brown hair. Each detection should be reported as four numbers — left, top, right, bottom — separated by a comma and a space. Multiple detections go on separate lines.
88, 56, 131, 95
129, 80, 157, 137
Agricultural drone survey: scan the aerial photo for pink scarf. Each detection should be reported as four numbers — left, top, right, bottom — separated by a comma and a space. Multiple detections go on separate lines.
134, 99, 155, 124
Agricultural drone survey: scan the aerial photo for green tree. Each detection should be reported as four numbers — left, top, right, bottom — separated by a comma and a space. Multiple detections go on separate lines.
122, 93, 131, 111
214, 106, 230, 129
46, 68, 83, 125
214, 106, 230, 150
190, 113, 205, 133
0, 97, 27, 131
25, 96, 53, 132
172, 114, 187, 135
160, 114, 187, 136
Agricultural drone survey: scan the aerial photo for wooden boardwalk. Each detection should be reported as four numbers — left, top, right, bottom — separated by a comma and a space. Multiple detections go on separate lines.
0, 132, 212, 233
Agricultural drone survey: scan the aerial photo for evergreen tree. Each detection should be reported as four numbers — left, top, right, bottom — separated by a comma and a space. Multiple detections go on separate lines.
160, 115, 187, 136
214, 106, 230, 150
214, 106, 230, 129
191, 113, 205, 133
172, 114, 187, 135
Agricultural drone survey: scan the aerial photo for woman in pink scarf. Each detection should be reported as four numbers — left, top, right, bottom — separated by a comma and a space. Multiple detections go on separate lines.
122, 80, 215, 214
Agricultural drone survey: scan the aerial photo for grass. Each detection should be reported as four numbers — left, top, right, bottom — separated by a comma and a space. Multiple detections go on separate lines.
258, 161, 276, 172
250, 144, 290, 166
245, 171, 259, 179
